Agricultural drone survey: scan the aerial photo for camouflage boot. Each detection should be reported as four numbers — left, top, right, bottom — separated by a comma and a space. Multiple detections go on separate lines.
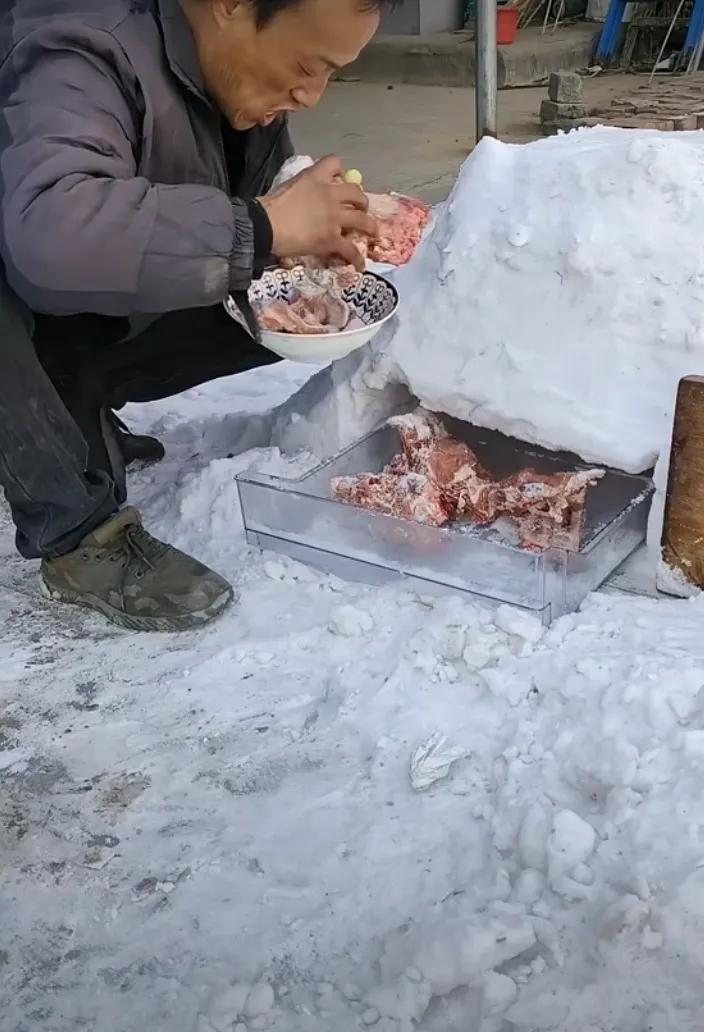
40, 508, 234, 632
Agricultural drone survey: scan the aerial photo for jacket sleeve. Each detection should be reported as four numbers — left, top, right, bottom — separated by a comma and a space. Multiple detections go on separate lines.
0, 26, 255, 316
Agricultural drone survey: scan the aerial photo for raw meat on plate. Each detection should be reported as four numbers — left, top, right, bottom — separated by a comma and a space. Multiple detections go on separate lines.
258, 293, 349, 335
256, 267, 354, 336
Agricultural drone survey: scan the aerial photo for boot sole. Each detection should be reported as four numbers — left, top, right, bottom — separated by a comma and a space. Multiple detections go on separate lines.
39, 575, 234, 633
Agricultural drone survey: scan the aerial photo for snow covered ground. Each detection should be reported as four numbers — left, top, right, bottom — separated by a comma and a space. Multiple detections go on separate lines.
3, 362, 704, 1032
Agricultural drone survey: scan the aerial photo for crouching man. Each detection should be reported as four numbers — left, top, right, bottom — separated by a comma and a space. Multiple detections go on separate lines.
0, 0, 391, 631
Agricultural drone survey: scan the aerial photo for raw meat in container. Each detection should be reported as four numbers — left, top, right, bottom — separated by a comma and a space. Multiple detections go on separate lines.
331, 409, 605, 552
331, 472, 452, 526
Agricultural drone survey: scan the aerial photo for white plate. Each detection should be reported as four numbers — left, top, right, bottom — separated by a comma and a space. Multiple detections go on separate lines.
224, 267, 399, 365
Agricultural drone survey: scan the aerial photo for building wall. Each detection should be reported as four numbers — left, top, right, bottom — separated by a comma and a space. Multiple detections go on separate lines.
380, 0, 464, 33
380, 0, 420, 33
420, 0, 465, 31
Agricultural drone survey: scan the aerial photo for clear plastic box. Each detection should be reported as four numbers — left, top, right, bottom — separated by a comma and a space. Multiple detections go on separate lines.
237, 419, 654, 624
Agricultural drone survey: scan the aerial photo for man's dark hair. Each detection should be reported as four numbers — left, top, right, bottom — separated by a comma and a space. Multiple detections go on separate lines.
253, 0, 398, 27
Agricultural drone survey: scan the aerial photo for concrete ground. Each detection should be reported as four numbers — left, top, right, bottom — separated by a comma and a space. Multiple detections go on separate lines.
293, 74, 642, 203
343, 24, 600, 89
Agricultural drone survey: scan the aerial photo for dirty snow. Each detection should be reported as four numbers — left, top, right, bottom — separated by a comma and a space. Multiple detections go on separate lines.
3, 361, 704, 1032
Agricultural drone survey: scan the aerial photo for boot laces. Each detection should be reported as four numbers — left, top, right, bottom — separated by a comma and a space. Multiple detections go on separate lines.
109, 525, 169, 574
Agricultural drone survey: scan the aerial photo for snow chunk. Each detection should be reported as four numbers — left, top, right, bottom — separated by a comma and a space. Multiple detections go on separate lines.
244, 982, 275, 1018
483, 971, 518, 1014
209, 984, 250, 1031
505, 987, 571, 1029
371, 911, 536, 1024
518, 802, 553, 871
329, 604, 375, 637
365, 971, 432, 1024
495, 605, 545, 645
547, 810, 597, 899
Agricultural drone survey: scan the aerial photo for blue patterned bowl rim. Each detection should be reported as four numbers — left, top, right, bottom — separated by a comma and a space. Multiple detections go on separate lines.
246, 266, 400, 339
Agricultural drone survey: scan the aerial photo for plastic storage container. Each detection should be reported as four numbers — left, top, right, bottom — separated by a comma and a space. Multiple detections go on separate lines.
237, 420, 653, 625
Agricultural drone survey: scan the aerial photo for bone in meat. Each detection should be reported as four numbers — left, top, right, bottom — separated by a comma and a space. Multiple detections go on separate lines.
500, 468, 604, 551
332, 407, 605, 551
389, 411, 502, 522
331, 472, 452, 526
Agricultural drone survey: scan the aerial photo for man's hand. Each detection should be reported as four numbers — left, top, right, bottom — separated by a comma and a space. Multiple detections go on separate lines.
259, 156, 377, 270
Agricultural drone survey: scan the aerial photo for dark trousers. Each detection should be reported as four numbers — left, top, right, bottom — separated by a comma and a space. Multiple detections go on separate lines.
0, 279, 279, 559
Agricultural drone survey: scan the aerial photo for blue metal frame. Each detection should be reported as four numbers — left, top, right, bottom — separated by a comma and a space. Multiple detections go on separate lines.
680, 0, 704, 68
595, 0, 628, 62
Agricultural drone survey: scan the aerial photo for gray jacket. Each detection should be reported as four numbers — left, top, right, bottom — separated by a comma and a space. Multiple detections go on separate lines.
0, 0, 292, 317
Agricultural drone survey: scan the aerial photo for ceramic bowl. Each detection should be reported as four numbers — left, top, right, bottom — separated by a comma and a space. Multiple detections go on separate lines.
224, 266, 399, 364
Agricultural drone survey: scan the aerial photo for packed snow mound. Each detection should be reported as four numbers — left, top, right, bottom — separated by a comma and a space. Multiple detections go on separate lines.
385, 127, 704, 473
276, 128, 704, 474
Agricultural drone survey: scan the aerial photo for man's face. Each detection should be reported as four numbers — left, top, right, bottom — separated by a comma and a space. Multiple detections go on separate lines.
189, 0, 379, 130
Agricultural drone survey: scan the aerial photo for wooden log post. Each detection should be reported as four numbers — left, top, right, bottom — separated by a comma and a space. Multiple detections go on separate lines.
661, 375, 704, 593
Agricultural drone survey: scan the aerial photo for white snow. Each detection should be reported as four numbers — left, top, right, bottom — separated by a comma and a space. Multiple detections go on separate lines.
274, 127, 704, 481
388, 127, 704, 473
3, 361, 704, 1032
6, 127, 704, 1030
272, 127, 704, 592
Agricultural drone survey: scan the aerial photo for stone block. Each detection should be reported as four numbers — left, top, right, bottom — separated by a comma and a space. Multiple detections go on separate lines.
614, 117, 675, 131
541, 117, 599, 136
674, 114, 698, 131
540, 99, 587, 123
548, 71, 583, 104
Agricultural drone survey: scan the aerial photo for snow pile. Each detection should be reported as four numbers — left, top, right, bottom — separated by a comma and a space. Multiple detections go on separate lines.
5, 374, 704, 1032
277, 128, 704, 475
9, 128, 704, 1029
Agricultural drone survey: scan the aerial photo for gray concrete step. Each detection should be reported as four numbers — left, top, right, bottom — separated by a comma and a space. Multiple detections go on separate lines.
338, 24, 600, 89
